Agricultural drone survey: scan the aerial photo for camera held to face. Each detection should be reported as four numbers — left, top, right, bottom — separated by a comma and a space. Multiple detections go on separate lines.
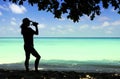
31, 21, 38, 26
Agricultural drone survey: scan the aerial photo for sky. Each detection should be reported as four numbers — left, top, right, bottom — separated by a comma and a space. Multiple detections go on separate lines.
0, 1, 120, 64
0, 1, 120, 37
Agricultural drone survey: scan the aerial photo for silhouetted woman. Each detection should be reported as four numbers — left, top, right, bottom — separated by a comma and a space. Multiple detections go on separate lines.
20, 18, 41, 72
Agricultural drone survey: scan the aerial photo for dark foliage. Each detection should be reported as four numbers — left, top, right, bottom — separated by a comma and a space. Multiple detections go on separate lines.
3, 0, 120, 22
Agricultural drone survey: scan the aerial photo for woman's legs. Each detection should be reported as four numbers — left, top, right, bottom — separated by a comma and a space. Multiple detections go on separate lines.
24, 45, 41, 72
31, 47, 41, 71
25, 54, 30, 71
24, 46, 30, 72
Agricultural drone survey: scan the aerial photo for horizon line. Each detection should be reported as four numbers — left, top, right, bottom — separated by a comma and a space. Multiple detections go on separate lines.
0, 36, 120, 38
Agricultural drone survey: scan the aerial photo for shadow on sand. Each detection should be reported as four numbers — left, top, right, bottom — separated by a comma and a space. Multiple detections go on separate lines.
0, 69, 120, 79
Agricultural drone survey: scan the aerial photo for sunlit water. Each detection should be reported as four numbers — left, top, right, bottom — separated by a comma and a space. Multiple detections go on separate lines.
0, 37, 120, 64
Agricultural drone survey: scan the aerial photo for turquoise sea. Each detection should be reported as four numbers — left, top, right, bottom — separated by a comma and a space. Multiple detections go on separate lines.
0, 37, 120, 72
0, 37, 120, 64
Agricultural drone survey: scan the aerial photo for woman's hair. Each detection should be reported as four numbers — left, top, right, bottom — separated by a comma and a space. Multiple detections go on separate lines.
20, 18, 31, 34
20, 18, 31, 28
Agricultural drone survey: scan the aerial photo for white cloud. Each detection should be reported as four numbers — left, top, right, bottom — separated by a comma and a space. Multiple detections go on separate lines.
58, 17, 65, 21
102, 21, 110, 27
98, 16, 110, 21
111, 8, 116, 12
10, 17, 17, 26
38, 24, 45, 29
79, 24, 88, 29
105, 30, 112, 34
50, 25, 74, 34
91, 20, 120, 31
51, 27, 56, 31
9, 3, 27, 14
104, 27, 113, 34
91, 26, 101, 30
57, 29, 65, 34
107, 28, 113, 31
101, 20, 120, 28
11, 17, 16, 21
9, 27, 14, 31
68, 28, 74, 32
0, 25, 19, 36
0, 11, 2, 16
111, 20, 120, 26
57, 25, 63, 29
0, 5, 9, 11
11, 21, 17, 26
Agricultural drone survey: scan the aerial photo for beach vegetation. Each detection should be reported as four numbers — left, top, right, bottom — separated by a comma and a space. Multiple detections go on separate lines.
3, 0, 120, 22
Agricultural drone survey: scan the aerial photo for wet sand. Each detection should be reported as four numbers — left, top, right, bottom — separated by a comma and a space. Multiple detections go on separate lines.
0, 69, 120, 79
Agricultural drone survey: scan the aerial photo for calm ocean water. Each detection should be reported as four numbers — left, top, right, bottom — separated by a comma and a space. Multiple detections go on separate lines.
0, 37, 120, 64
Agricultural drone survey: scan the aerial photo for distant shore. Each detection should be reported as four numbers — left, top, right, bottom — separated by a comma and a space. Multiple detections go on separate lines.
0, 69, 120, 79
1, 36, 120, 39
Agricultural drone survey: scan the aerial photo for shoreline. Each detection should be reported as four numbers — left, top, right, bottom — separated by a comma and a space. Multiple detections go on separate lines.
1, 37, 120, 39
